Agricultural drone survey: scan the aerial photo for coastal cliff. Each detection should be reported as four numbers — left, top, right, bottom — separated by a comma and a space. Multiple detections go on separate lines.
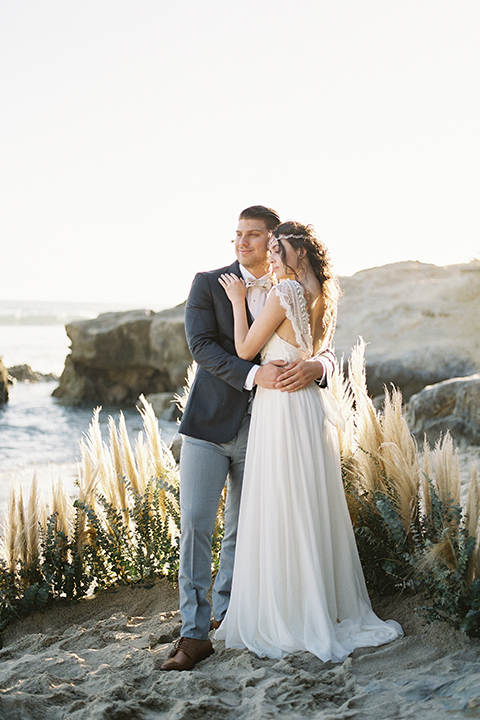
334, 260, 480, 399
53, 304, 190, 405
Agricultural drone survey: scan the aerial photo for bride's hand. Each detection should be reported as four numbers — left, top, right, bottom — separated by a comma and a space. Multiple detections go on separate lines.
218, 273, 246, 304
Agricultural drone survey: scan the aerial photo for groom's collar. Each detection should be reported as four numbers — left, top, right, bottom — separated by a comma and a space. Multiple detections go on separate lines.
239, 266, 256, 282
228, 260, 269, 283
237, 264, 270, 283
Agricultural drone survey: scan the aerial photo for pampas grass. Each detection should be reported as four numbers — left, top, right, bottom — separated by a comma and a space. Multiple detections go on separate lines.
331, 338, 480, 634
344, 338, 387, 495
0, 396, 181, 630
1, 342, 479, 635
2, 485, 19, 574
174, 361, 196, 417
466, 466, 480, 583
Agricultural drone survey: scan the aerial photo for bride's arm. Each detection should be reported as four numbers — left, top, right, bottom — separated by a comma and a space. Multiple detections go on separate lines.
218, 274, 285, 361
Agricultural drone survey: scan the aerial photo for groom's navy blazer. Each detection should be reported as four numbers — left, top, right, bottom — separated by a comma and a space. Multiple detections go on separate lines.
179, 260, 258, 444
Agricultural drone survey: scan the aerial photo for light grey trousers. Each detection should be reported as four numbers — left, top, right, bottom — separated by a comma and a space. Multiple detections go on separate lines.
178, 412, 250, 640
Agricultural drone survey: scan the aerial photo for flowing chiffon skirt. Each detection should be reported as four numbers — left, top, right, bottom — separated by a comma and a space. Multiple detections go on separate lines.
216, 334, 402, 662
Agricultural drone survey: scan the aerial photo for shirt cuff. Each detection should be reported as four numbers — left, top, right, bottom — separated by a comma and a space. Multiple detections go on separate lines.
244, 365, 260, 391
316, 358, 327, 388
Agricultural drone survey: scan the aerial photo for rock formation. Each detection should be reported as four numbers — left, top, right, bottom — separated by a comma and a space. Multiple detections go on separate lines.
406, 373, 480, 446
8, 364, 58, 383
53, 305, 191, 405
0, 358, 9, 404
334, 260, 480, 399
144, 392, 182, 423
52, 261, 480, 443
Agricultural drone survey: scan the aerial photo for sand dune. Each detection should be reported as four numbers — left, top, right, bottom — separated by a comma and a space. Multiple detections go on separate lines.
1, 580, 479, 720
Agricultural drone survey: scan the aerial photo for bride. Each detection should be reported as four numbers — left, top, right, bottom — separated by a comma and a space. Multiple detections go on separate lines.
215, 221, 402, 662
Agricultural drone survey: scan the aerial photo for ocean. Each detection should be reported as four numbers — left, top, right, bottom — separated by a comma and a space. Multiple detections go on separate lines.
0, 300, 177, 516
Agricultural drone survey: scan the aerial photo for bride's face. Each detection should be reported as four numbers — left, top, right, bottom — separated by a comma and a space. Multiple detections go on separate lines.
269, 238, 301, 280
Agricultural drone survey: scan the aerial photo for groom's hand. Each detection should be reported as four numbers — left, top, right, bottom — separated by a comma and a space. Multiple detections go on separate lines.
254, 360, 288, 389
276, 358, 325, 392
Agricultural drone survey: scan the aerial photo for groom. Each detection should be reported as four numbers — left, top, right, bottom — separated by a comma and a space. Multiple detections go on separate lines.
161, 205, 334, 671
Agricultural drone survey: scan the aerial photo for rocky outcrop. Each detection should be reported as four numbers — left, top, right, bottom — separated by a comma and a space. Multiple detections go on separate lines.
406, 374, 480, 446
52, 260, 480, 410
8, 364, 58, 383
144, 392, 182, 423
0, 358, 9, 404
335, 261, 480, 399
53, 305, 191, 405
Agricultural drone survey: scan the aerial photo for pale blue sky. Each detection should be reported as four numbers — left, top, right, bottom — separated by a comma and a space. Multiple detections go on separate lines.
1, 0, 479, 309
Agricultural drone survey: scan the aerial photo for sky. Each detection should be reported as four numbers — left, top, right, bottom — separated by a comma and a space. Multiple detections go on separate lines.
1, 0, 479, 310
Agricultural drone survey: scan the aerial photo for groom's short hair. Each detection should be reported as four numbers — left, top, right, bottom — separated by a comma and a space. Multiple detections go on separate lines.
239, 205, 280, 232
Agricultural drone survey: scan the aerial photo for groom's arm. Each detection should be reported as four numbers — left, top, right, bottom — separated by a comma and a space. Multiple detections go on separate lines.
185, 271, 255, 393
275, 348, 336, 392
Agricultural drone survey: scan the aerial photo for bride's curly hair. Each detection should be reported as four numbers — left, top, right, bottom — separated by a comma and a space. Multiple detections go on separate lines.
272, 221, 341, 342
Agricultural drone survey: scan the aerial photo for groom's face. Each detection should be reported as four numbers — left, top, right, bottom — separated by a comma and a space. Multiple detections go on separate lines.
235, 218, 271, 277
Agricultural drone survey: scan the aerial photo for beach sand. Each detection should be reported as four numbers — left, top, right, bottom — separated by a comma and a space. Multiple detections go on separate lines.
1, 579, 479, 720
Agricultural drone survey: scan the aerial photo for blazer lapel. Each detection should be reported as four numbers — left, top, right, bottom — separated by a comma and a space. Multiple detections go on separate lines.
227, 260, 242, 276
226, 260, 254, 325
228, 260, 254, 327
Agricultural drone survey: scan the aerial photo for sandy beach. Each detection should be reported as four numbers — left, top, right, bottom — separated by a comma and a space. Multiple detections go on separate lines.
1, 578, 479, 720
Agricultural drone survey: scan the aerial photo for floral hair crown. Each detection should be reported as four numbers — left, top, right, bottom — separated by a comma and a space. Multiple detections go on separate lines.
275, 233, 308, 242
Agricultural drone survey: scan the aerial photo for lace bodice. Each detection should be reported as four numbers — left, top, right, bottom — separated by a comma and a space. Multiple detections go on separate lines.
261, 279, 313, 363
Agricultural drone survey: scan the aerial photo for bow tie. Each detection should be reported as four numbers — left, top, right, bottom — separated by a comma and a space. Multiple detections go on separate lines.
244, 277, 273, 293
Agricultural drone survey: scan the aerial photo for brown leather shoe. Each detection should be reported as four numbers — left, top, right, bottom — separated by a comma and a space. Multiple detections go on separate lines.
160, 637, 214, 671
211, 618, 222, 630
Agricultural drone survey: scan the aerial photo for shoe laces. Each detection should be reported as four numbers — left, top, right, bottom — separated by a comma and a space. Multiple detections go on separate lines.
170, 636, 194, 659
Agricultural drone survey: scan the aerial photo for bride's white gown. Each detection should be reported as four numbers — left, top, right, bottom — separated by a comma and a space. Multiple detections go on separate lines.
216, 280, 402, 662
